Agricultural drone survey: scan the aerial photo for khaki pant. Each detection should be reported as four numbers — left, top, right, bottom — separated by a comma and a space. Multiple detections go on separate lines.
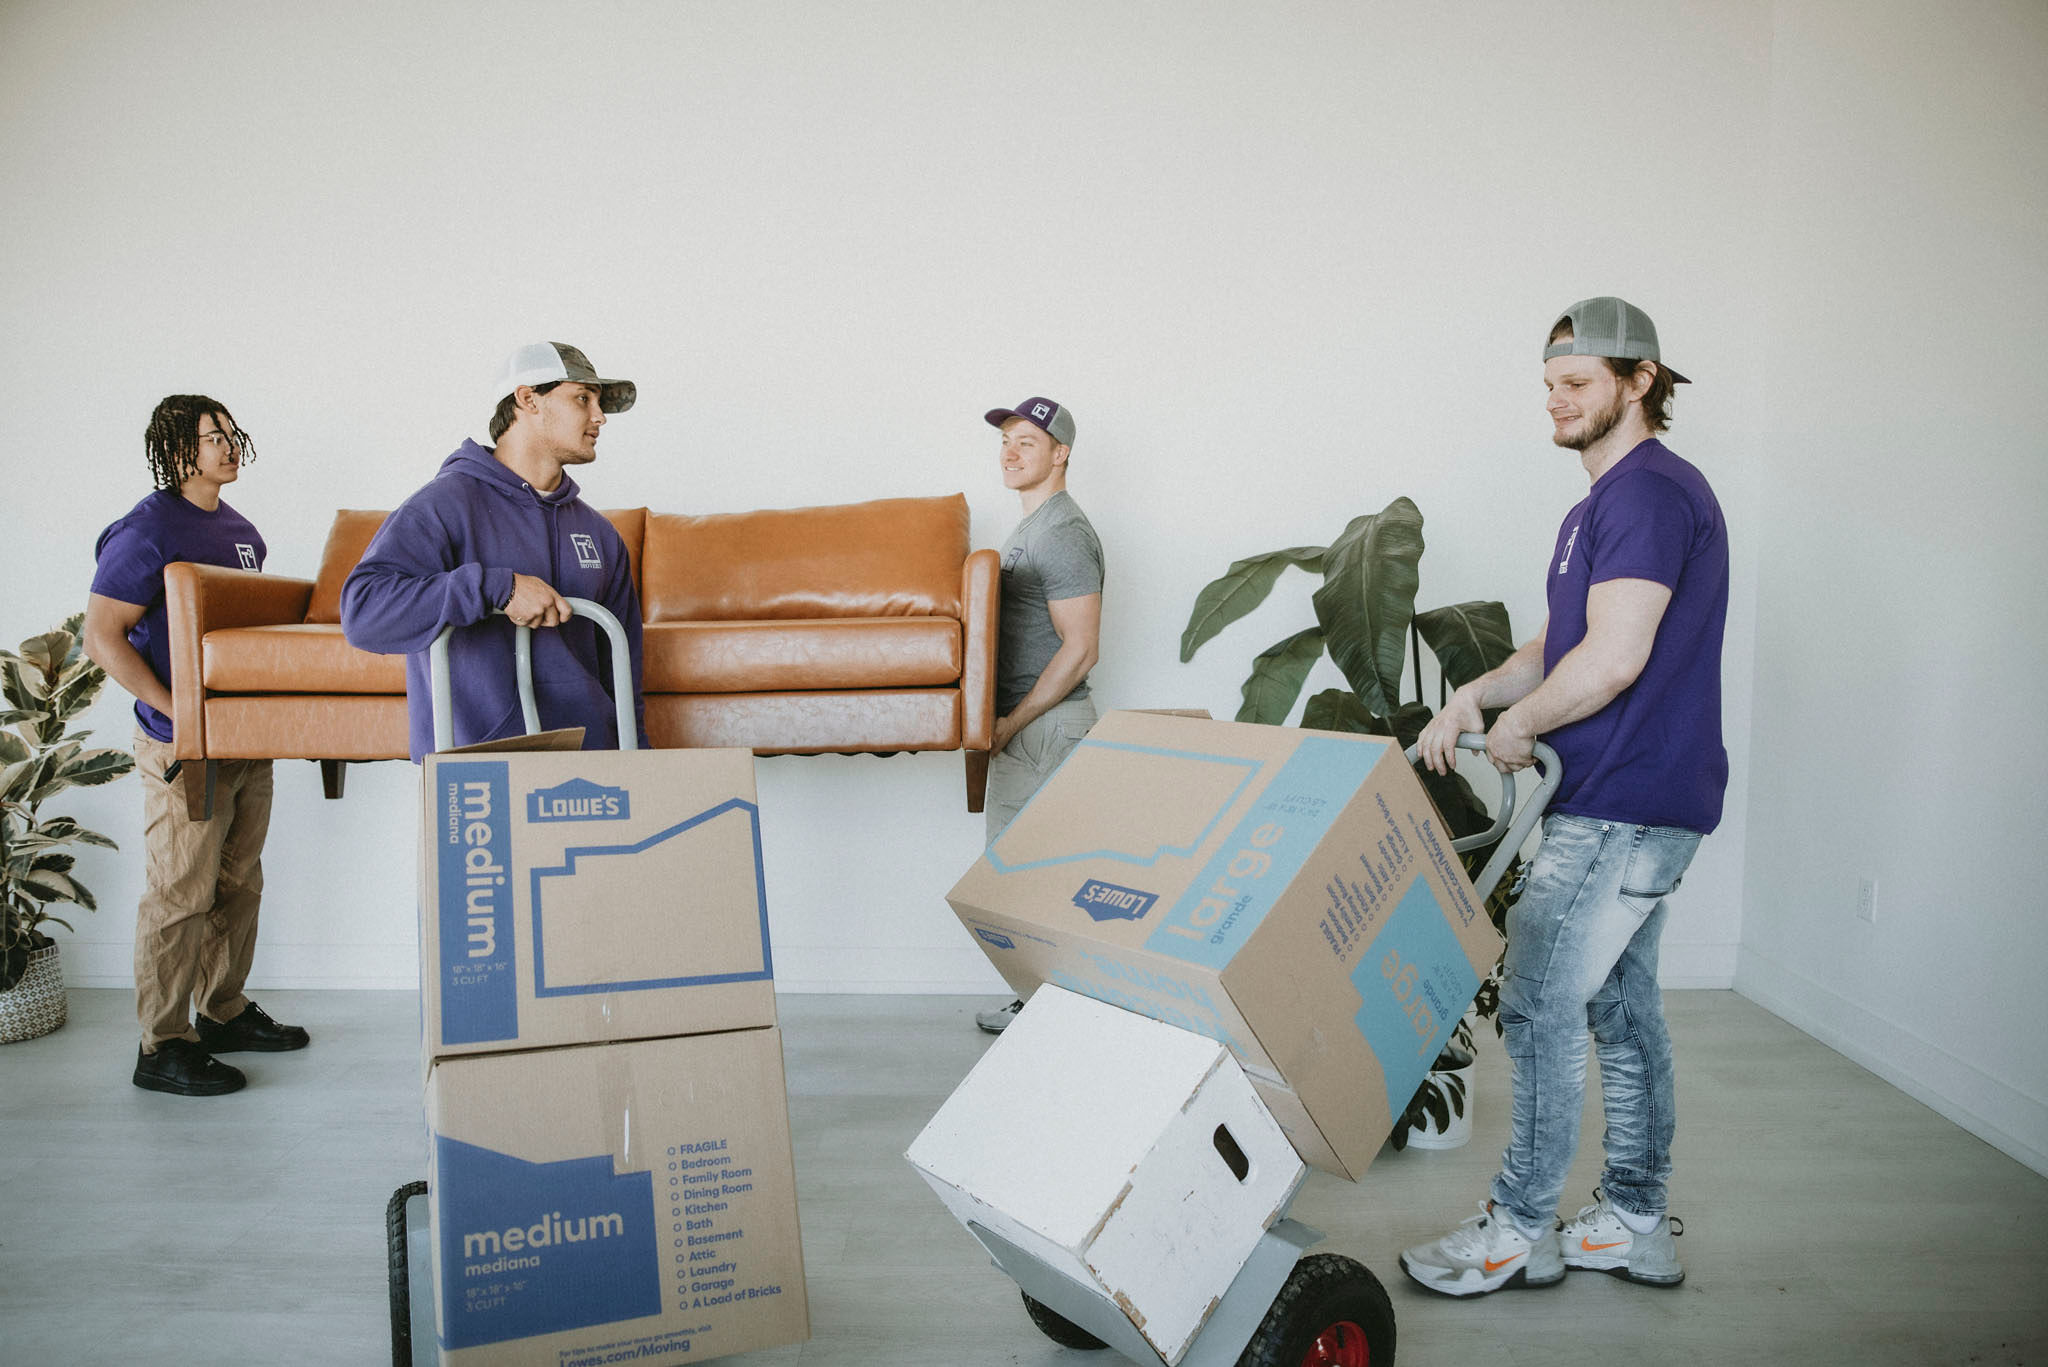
984, 695, 1098, 845
131, 732, 273, 1052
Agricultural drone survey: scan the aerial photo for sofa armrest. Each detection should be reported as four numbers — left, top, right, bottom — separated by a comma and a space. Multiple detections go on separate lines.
959, 548, 999, 750
163, 562, 315, 762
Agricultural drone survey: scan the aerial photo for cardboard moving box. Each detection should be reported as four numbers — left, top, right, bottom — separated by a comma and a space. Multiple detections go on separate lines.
909, 985, 1304, 1365
426, 1027, 809, 1365
947, 710, 1502, 1179
419, 746, 776, 1064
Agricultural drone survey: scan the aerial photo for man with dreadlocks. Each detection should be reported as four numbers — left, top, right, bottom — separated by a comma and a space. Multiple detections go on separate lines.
84, 395, 310, 1098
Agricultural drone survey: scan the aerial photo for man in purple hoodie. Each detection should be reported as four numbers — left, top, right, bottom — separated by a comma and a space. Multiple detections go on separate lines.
342, 342, 648, 756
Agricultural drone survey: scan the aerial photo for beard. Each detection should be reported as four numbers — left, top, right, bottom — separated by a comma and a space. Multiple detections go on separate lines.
1552, 385, 1629, 451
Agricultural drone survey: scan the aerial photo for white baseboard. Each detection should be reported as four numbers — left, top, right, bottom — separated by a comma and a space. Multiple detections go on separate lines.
1736, 946, 2048, 1176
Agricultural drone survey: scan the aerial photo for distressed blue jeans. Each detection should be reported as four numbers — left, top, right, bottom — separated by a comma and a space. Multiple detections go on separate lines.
1490, 813, 1702, 1230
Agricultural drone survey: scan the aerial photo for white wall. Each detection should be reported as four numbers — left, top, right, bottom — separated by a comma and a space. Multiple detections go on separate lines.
1739, 0, 2048, 1171
9, 0, 2038, 1171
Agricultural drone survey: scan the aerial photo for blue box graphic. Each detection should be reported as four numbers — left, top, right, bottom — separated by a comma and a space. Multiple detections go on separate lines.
1350, 878, 1480, 1123
527, 777, 631, 823
436, 761, 519, 1045
1142, 736, 1387, 970
435, 1136, 660, 1350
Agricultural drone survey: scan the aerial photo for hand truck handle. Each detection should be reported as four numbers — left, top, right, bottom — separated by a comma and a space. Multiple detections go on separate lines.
1404, 733, 1562, 903
429, 597, 637, 753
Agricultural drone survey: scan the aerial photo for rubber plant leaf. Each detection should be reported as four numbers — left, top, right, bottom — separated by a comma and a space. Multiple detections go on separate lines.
1299, 688, 1383, 735
1235, 627, 1326, 724
1180, 546, 1327, 662
1310, 497, 1423, 720
1414, 600, 1516, 691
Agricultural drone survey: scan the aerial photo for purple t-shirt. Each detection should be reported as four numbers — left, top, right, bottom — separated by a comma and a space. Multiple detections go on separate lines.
1541, 439, 1728, 833
92, 491, 266, 742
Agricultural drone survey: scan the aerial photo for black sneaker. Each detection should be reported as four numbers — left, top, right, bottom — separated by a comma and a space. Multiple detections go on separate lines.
133, 1039, 247, 1096
196, 1000, 310, 1053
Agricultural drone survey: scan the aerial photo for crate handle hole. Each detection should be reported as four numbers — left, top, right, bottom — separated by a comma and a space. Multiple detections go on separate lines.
1213, 1124, 1250, 1182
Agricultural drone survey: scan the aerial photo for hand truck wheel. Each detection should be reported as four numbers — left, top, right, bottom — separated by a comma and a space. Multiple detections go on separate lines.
1236, 1253, 1395, 1367
1021, 1289, 1109, 1350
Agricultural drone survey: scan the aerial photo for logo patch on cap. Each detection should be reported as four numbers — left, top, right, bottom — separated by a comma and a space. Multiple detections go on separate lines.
1030, 401, 1054, 422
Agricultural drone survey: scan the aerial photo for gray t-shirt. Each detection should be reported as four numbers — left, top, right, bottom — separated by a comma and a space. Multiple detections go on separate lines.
997, 491, 1104, 714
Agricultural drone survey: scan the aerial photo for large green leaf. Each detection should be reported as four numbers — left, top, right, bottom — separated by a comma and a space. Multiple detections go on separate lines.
1415, 600, 1517, 691
41, 747, 134, 798
1180, 546, 1327, 662
1300, 688, 1382, 735
15, 630, 71, 684
16, 866, 83, 906
1310, 498, 1424, 718
1235, 628, 1325, 724
0, 660, 33, 711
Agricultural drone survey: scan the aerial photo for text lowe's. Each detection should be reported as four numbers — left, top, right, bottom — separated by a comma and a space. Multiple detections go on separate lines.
947, 710, 1501, 1181
419, 746, 777, 1063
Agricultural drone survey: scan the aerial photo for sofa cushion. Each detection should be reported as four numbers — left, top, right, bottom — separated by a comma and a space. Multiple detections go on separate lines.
203, 624, 407, 693
642, 618, 961, 694
641, 494, 968, 623
305, 510, 389, 624
304, 506, 649, 624
645, 690, 959, 753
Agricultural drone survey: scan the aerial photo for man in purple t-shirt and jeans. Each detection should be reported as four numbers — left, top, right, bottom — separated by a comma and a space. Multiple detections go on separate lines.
1402, 298, 1729, 1298
86, 396, 312, 1098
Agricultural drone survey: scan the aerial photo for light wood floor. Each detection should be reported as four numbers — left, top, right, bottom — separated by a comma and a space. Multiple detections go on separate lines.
3, 988, 2043, 1365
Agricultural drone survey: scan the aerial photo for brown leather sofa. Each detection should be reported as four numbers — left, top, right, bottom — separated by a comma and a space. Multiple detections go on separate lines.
163, 494, 998, 815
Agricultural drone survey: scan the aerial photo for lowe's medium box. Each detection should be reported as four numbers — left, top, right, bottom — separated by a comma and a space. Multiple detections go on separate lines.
426, 1026, 809, 1365
909, 985, 1304, 1366
420, 745, 775, 1063
947, 711, 1501, 1180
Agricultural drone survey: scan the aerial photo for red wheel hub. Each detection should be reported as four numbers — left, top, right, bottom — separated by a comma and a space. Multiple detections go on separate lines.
1301, 1320, 1370, 1367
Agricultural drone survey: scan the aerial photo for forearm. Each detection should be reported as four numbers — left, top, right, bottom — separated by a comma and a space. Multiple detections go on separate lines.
1497, 640, 1636, 740
1002, 640, 1097, 734
341, 560, 508, 654
1465, 637, 1547, 710
84, 627, 172, 718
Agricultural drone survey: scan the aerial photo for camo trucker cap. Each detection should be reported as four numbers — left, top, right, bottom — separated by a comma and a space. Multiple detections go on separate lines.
493, 342, 637, 413
983, 396, 1076, 447
1543, 298, 1690, 385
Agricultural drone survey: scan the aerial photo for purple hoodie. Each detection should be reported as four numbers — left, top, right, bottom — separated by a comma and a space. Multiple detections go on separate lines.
341, 440, 647, 760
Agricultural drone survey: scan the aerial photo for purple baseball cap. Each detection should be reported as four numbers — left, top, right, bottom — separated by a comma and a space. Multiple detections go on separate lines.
984, 396, 1076, 448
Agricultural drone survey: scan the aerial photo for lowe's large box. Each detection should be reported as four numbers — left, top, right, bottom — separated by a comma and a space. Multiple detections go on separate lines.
419, 746, 775, 1063
909, 985, 1304, 1365
948, 710, 1501, 1180
426, 1027, 809, 1365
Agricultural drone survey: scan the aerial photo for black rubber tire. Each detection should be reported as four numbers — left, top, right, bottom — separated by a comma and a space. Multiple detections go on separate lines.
1236, 1253, 1396, 1367
1021, 1290, 1109, 1350
388, 1179, 429, 1367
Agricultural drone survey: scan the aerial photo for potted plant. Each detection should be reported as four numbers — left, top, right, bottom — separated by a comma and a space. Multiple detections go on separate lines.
1179, 495, 1524, 1150
1, 612, 135, 1043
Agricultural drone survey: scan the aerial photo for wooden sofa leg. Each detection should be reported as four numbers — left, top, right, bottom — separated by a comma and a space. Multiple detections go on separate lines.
320, 760, 347, 800
180, 760, 217, 823
965, 749, 990, 814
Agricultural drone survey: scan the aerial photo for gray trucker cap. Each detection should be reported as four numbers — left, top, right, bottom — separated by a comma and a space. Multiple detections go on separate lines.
1543, 297, 1690, 385
493, 341, 637, 412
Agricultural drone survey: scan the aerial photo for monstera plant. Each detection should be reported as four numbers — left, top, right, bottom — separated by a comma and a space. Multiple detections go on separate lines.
1180, 496, 1524, 1148
2, 614, 134, 1006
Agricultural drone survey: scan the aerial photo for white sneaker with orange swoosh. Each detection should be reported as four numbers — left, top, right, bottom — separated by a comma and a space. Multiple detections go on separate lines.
1400, 1201, 1565, 1298
1560, 1189, 1685, 1286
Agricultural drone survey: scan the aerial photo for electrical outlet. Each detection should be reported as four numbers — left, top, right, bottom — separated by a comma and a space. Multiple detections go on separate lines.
1856, 876, 1878, 924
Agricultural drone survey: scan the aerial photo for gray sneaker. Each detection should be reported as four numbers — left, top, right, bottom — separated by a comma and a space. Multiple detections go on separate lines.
975, 998, 1024, 1034
1560, 1189, 1685, 1286
1400, 1201, 1565, 1298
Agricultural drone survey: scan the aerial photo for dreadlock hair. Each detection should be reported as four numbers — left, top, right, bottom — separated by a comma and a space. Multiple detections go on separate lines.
145, 395, 255, 492
489, 380, 561, 443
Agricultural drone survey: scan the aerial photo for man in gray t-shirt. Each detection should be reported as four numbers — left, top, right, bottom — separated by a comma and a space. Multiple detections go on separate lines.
975, 396, 1105, 1033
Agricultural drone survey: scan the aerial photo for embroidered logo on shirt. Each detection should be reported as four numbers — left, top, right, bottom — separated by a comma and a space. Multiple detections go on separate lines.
236, 543, 257, 571
571, 533, 602, 569
1556, 525, 1580, 575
